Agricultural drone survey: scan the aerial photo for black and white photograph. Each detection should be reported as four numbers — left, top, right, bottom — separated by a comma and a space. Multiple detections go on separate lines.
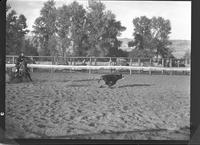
5, 0, 191, 140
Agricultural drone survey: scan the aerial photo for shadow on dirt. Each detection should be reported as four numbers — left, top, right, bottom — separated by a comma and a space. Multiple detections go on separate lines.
6, 78, 31, 84
118, 84, 152, 88
66, 84, 90, 87
31, 79, 71, 83
73, 79, 99, 82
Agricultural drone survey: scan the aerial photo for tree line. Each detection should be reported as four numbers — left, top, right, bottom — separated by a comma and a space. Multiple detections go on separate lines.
6, 5, 38, 56
7, 0, 188, 59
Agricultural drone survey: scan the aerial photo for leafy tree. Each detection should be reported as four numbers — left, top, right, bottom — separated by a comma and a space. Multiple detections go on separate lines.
6, 5, 29, 55
151, 17, 172, 58
129, 49, 155, 59
133, 16, 152, 50
23, 39, 39, 56
56, 2, 89, 57
86, 2, 126, 57
86, 2, 107, 56
102, 11, 126, 57
128, 33, 143, 50
117, 49, 128, 57
56, 4, 72, 57
32, 0, 57, 56
48, 35, 58, 56
32, 0, 126, 57
68, 1, 88, 56
129, 16, 172, 58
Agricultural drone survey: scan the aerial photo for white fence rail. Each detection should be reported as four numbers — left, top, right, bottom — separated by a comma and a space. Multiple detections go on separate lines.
6, 55, 191, 67
6, 64, 190, 75
6, 55, 190, 75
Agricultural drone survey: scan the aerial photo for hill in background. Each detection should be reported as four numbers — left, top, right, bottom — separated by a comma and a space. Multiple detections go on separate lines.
170, 40, 191, 59
118, 38, 191, 59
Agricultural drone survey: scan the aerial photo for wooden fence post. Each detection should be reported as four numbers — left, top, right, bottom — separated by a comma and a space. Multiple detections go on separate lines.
72, 58, 74, 65
161, 59, 164, 74
94, 58, 97, 66
52, 56, 54, 65
149, 59, 152, 75
162, 59, 164, 67
188, 58, 190, 66
89, 57, 92, 74
109, 57, 112, 73
169, 59, 172, 75
69, 58, 72, 72
150, 58, 152, 66
109, 57, 112, 66
13, 56, 15, 64
169, 59, 172, 67
130, 58, 132, 66
130, 58, 132, 75
177, 60, 180, 68
90, 57, 92, 65
138, 58, 141, 74
184, 59, 187, 67
64, 56, 66, 65
31, 56, 34, 72
138, 58, 141, 66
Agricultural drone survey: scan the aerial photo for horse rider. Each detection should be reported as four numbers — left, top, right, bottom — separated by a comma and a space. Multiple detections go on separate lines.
15, 52, 26, 73
15, 52, 30, 75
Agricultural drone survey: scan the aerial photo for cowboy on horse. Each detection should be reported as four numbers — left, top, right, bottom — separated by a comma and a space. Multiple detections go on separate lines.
16, 52, 26, 73
14, 52, 33, 81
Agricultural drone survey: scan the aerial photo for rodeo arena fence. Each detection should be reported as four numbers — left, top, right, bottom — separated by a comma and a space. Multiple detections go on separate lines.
5, 55, 191, 75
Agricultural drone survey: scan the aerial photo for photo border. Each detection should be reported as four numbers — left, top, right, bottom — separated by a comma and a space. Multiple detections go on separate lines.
1, 0, 199, 144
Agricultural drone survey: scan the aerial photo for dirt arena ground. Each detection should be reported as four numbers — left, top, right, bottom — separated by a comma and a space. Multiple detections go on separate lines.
5, 72, 190, 139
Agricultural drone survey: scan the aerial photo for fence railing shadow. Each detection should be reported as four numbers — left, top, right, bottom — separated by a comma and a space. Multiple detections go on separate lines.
118, 84, 152, 88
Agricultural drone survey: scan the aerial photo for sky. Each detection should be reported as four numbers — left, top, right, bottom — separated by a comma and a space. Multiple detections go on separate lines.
7, 0, 191, 40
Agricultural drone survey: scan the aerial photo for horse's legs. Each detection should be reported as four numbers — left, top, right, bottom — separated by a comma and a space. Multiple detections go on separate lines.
23, 67, 32, 82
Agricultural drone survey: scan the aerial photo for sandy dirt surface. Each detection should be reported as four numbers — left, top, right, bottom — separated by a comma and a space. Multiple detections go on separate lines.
5, 72, 190, 140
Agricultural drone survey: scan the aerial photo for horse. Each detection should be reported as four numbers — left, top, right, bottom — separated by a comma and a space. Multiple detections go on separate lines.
10, 61, 33, 82
98, 73, 124, 88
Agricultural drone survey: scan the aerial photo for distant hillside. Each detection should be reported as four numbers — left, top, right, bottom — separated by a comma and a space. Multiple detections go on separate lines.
118, 38, 132, 51
118, 38, 191, 59
170, 40, 191, 58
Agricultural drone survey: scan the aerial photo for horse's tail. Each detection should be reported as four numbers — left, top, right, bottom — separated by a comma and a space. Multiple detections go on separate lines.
26, 71, 33, 81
